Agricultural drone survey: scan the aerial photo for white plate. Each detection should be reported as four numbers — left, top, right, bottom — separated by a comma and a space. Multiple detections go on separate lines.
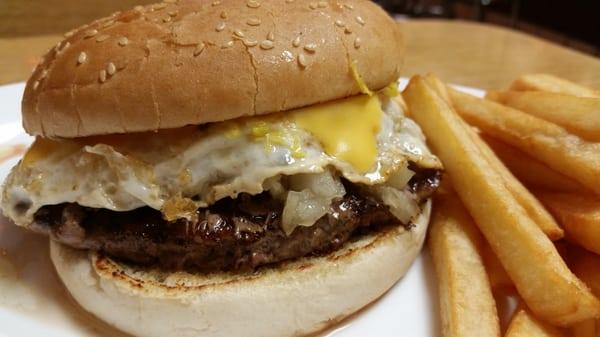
0, 79, 484, 337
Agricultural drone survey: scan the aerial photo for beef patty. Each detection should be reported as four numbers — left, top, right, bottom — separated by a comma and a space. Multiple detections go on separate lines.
31, 171, 440, 271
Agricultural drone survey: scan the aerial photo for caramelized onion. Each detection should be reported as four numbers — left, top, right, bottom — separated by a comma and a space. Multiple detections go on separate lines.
281, 170, 345, 235
371, 186, 419, 224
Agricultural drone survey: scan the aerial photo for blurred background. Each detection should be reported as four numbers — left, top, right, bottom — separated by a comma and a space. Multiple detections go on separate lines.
1, 0, 598, 56
381, 0, 600, 56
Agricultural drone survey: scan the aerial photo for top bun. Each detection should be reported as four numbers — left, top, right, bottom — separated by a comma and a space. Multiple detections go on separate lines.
23, 0, 404, 138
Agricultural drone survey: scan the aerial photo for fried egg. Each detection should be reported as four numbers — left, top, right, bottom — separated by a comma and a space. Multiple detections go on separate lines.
2, 94, 441, 229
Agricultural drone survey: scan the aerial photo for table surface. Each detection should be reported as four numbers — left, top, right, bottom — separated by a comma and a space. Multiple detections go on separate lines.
1, 19, 599, 89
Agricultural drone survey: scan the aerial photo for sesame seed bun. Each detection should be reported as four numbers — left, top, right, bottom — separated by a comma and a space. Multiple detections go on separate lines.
50, 200, 429, 337
23, 0, 404, 138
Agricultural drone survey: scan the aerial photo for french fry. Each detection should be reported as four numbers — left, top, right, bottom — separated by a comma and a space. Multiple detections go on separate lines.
571, 320, 596, 337
570, 248, 600, 298
535, 192, 600, 254
505, 309, 564, 337
403, 76, 600, 326
481, 242, 513, 292
448, 88, 600, 196
468, 132, 563, 240
423, 73, 451, 102
487, 91, 600, 142
485, 90, 503, 102
509, 73, 600, 98
429, 192, 500, 337
570, 250, 600, 337
482, 135, 585, 193
423, 75, 563, 240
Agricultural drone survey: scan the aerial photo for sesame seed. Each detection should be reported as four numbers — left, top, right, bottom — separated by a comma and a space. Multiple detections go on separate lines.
354, 37, 361, 49
64, 30, 75, 38
355, 16, 365, 25
298, 54, 308, 68
107, 62, 116, 75
267, 31, 275, 41
33, 81, 40, 90
292, 36, 301, 47
344, 27, 353, 34
216, 22, 226, 32
309, 2, 317, 9
243, 39, 258, 47
335, 19, 345, 27
96, 34, 110, 42
162, 16, 171, 22
220, 11, 227, 19
152, 3, 167, 10
40, 70, 48, 79
84, 29, 98, 38
55, 41, 68, 54
247, 17, 261, 26
60, 41, 71, 52
212, 0, 221, 5
77, 52, 87, 65
247, 0, 260, 8
317, 1, 327, 8
194, 43, 206, 56
118, 37, 129, 46
99, 70, 107, 83
260, 40, 274, 50
344, 3, 354, 9
234, 29, 245, 38
304, 43, 317, 53
103, 20, 115, 28
282, 50, 294, 62
222, 40, 235, 48
168, 10, 178, 16
134, 5, 144, 12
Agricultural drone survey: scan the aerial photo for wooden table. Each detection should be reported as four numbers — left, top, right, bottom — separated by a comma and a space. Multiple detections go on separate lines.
1, 19, 599, 89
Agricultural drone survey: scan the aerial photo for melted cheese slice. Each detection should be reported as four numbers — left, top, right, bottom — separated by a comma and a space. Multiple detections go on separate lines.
290, 95, 382, 172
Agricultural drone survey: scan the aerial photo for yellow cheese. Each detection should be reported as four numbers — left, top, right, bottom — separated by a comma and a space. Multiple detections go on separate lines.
350, 61, 374, 96
290, 95, 382, 172
382, 82, 399, 97
23, 95, 383, 174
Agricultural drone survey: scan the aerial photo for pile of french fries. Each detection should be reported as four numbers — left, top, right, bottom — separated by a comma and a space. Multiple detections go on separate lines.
402, 73, 600, 337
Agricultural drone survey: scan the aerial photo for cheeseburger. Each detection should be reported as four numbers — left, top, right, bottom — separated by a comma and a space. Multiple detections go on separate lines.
1, 0, 441, 336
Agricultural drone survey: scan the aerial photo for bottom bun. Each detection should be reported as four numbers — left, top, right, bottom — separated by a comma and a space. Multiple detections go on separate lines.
50, 200, 431, 337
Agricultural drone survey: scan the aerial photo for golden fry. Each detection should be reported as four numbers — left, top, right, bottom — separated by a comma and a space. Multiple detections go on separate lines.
510, 73, 600, 98
485, 90, 503, 102
404, 76, 600, 326
467, 130, 563, 240
429, 192, 500, 337
536, 192, 600, 254
570, 250, 600, 337
570, 247, 600, 297
423, 73, 451, 102
449, 88, 600, 196
505, 309, 564, 337
482, 136, 585, 193
487, 90, 600, 142
571, 320, 596, 337
481, 243, 513, 292
424, 75, 563, 240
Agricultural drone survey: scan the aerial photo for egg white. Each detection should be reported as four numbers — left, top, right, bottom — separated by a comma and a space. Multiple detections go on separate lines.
2, 95, 441, 227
